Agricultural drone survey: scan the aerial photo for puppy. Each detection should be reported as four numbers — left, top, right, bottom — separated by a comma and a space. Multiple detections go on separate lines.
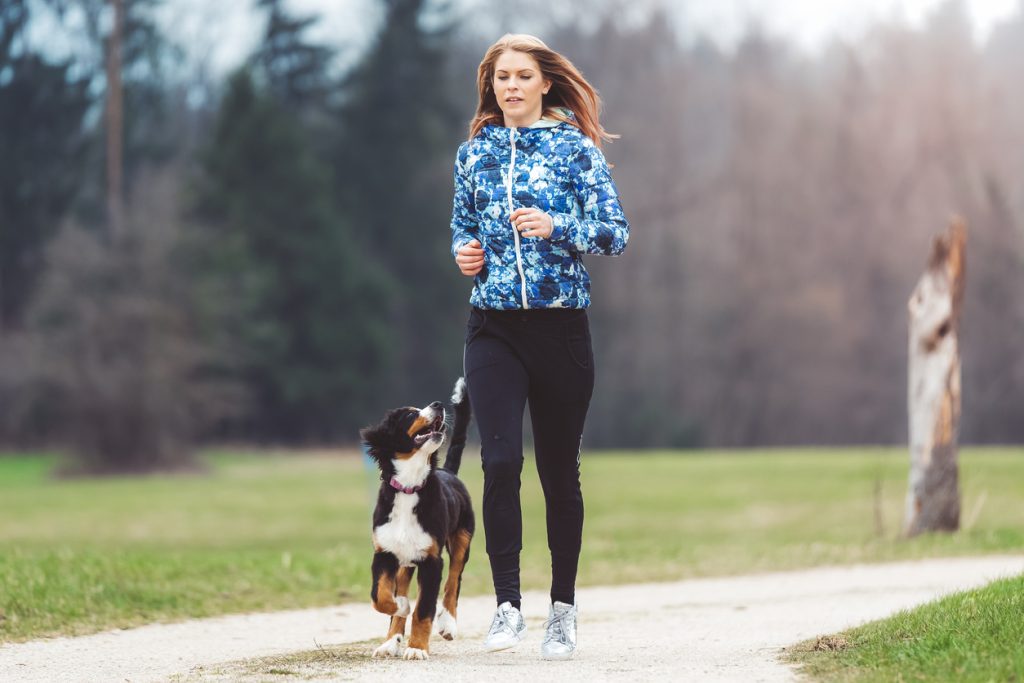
360, 377, 474, 660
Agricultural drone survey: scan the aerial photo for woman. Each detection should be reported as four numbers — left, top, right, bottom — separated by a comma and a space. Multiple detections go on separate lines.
451, 33, 629, 660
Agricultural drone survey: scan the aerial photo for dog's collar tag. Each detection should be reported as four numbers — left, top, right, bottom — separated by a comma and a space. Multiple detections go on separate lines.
389, 476, 423, 494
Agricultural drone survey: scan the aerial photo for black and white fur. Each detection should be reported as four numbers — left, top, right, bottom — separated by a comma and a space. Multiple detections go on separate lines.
360, 378, 474, 660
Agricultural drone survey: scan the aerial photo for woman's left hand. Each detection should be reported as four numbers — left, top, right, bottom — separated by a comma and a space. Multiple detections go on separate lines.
510, 207, 553, 239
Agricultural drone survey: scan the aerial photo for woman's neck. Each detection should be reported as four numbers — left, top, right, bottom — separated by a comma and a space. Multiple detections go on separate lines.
503, 109, 543, 128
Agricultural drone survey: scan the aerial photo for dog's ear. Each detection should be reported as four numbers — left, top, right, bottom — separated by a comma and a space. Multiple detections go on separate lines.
360, 410, 415, 471
360, 422, 392, 461
361, 424, 393, 481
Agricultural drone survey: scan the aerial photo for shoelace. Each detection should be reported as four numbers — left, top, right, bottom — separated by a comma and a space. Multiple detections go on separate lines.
490, 608, 518, 636
543, 608, 572, 643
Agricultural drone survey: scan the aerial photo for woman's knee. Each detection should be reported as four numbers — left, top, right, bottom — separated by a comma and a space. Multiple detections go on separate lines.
481, 436, 523, 480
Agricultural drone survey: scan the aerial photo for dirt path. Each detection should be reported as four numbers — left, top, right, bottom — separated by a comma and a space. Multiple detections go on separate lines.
2, 555, 1022, 682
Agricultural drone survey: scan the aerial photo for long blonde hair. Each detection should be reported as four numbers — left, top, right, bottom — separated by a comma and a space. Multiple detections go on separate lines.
469, 34, 616, 148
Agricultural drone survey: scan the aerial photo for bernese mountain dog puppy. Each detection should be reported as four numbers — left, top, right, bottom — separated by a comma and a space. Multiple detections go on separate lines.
360, 377, 474, 660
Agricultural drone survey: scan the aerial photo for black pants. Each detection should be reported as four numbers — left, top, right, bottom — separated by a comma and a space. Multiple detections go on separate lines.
463, 306, 595, 607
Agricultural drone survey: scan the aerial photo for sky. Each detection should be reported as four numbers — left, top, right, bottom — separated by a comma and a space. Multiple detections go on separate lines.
156, 0, 1020, 76
680, 0, 1020, 50
34, 0, 1022, 77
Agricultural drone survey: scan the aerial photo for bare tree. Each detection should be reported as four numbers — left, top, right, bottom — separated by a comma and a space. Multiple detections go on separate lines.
105, 0, 125, 236
29, 171, 240, 474
904, 218, 965, 536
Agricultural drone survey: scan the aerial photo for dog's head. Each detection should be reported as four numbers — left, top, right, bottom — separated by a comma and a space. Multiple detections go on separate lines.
360, 401, 447, 479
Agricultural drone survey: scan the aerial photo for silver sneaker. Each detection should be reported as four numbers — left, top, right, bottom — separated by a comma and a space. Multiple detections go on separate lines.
541, 601, 577, 660
484, 601, 527, 652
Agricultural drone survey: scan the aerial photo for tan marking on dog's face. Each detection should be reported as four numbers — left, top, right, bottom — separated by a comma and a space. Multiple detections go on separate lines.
391, 409, 435, 461
406, 413, 432, 438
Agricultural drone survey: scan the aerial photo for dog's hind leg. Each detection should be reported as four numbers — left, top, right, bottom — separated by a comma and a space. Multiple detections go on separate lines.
405, 550, 443, 660
374, 564, 414, 658
436, 528, 472, 640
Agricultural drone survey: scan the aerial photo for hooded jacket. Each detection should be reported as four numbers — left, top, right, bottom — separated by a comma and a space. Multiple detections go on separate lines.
450, 110, 629, 310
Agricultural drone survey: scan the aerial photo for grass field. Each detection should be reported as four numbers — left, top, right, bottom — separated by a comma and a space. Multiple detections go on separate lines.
1, 447, 1022, 643
785, 573, 1024, 682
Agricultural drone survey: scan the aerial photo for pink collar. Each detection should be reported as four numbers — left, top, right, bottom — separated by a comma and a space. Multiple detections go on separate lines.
390, 476, 424, 494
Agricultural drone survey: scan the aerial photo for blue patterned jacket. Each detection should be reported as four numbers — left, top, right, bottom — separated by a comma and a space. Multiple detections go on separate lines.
450, 110, 629, 310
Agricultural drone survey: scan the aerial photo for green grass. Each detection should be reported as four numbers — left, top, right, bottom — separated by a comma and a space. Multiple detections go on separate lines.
1, 446, 1022, 643
784, 573, 1024, 682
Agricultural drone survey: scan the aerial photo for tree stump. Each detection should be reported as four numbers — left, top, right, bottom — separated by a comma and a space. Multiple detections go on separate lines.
904, 218, 966, 537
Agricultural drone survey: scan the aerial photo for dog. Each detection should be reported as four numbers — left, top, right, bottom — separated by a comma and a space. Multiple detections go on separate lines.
359, 377, 474, 660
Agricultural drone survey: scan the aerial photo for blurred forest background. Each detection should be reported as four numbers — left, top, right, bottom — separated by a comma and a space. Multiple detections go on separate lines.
1, 0, 1022, 472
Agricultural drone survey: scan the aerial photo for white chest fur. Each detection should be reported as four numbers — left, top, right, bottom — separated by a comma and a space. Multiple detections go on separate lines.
374, 493, 433, 567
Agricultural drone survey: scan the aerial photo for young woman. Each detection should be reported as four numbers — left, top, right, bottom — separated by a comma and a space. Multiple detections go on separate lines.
451, 33, 629, 660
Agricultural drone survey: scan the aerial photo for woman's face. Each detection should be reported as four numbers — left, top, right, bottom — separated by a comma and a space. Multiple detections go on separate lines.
492, 50, 551, 128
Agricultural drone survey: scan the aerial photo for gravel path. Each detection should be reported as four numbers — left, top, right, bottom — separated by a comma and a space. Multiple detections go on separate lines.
2, 555, 1022, 682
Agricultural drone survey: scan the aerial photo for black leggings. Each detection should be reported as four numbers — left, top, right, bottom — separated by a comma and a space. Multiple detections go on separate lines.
463, 306, 595, 607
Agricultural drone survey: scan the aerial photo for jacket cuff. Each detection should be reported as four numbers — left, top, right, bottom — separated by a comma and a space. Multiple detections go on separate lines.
549, 213, 576, 245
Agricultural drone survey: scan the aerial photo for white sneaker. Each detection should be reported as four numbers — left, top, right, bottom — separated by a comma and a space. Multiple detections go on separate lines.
541, 601, 577, 660
483, 601, 527, 652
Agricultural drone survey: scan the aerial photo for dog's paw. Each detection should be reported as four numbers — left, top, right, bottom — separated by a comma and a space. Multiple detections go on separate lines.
402, 647, 429, 660
394, 596, 411, 617
372, 634, 405, 658
435, 607, 458, 640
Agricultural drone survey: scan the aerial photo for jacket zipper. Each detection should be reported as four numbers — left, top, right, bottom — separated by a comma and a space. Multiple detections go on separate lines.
507, 128, 529, 309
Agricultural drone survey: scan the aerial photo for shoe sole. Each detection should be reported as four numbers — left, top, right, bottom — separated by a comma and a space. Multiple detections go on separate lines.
483, 630, 526, 652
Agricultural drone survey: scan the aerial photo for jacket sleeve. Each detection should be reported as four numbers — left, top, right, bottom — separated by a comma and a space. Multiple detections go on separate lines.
549, 137, 629, 256
450, 143, 477, 258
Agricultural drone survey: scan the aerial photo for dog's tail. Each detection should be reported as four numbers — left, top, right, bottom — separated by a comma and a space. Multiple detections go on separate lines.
442, 377, 472, 476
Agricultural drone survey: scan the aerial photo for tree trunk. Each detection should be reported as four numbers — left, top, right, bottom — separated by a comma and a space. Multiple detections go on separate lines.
105, 0, 125, 238
904, 218, 966, 537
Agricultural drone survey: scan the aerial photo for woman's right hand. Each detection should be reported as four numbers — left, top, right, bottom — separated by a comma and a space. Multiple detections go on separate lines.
455, 239, 485, 276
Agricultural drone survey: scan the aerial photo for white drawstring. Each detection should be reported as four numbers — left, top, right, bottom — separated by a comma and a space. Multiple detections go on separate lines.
507, 128, 529, 309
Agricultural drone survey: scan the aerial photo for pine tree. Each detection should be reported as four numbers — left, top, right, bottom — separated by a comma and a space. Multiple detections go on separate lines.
251, 0, 334, 111
335, 0, 466, 399
0, 0, 91, 332
194, 64, 394, 441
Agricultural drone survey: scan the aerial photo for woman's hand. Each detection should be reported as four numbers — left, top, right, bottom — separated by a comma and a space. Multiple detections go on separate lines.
455, 239, 485, 276
511, 207, 553, 239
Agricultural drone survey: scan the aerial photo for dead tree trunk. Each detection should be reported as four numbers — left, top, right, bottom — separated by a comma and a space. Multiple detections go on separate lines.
105, 0, 125, 238
904, 218, 966, 537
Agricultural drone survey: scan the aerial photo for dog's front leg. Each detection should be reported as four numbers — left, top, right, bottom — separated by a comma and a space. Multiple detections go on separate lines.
385, 566, 414, 639
404, 553, 444, 660
372, 553, 413, 658
370, 551, 410, 617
